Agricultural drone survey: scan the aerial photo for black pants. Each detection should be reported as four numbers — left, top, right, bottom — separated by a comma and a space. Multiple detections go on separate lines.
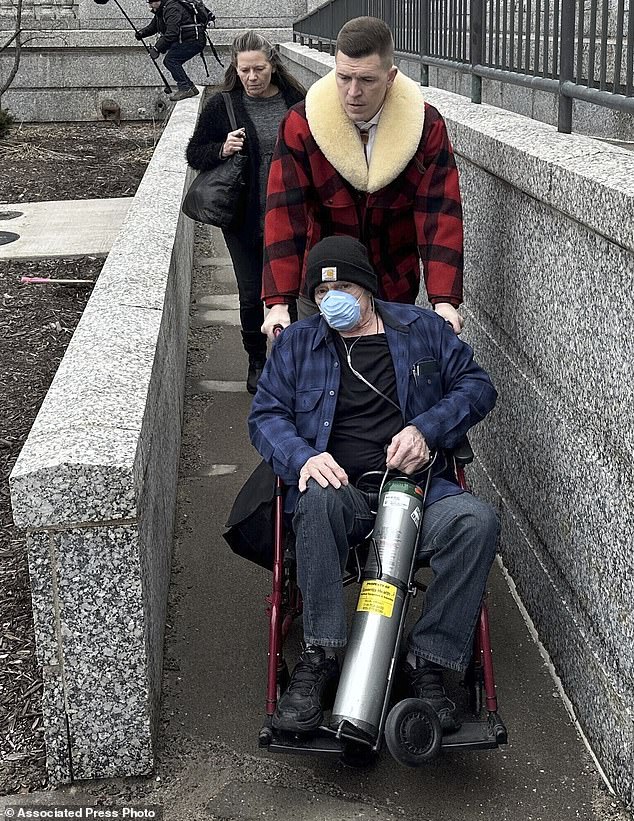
223, 228, 265, 338
163, 40, 204, 90
223, 228, 298, 359
297, 294, 319, 319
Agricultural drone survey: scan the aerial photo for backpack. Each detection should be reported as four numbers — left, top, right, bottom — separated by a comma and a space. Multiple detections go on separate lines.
177, 0, 215, 28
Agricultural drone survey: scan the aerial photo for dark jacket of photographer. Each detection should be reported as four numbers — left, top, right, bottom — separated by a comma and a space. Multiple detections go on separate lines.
137, 0, 204, 52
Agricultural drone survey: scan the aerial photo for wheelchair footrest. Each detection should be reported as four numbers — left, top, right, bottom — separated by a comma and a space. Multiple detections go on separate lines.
267, 727, 346, 758
440, 712, 508, 751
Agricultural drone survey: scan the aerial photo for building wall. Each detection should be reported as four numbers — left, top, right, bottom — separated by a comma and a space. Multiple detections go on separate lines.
0, 0, 304, 121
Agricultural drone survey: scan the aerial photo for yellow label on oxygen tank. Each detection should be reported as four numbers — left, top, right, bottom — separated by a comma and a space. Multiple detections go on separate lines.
356, 580, 397, 618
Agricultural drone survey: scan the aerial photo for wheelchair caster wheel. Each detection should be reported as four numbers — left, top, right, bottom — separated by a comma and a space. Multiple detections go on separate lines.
258, 725, 273, 748
384, 698, 442, 766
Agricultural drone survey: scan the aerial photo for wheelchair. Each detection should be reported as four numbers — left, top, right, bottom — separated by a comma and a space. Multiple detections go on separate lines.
257, 441, 508, 767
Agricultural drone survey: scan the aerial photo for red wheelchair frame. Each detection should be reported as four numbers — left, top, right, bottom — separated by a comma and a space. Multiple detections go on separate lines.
258, 443, 508, 761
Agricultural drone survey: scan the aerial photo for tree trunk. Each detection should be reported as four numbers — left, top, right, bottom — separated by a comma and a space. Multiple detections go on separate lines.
0, 0, 24, 105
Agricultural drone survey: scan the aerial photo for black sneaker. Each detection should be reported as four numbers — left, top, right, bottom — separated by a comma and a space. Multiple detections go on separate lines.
402, 659, 461, 733
272, 646, 339, 733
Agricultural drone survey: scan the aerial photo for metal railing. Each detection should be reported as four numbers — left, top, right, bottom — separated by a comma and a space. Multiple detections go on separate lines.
293, 0, 634, 132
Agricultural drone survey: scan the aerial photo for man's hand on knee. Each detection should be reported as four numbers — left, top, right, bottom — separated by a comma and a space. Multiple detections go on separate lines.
299, 453, 349, 492
386, 426, 430, 474
262, 304, 291, 341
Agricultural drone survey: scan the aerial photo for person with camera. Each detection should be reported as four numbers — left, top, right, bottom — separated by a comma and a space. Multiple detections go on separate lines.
136, 0, 205, 102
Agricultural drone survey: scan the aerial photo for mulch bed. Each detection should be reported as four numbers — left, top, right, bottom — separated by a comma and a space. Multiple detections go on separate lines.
1, 122, 163, 202
0, 122, 162, 795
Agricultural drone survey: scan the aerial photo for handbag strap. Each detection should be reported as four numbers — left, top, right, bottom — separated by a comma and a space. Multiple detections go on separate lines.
222, 92, 239, 132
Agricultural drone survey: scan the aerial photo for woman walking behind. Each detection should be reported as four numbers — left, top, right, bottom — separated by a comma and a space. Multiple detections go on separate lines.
186, 32, 305, 394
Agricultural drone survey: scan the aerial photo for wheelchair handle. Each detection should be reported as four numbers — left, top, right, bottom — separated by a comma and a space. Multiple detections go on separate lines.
452, 438, 474, 467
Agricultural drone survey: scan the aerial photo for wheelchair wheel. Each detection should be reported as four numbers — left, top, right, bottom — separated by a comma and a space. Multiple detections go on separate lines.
384, 698, 442, 766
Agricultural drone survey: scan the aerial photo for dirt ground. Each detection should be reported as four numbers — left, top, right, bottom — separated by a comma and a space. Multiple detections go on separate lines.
0, 121, 161, 795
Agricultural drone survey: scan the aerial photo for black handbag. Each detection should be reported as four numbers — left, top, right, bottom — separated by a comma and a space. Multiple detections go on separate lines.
182, 92, 247, 229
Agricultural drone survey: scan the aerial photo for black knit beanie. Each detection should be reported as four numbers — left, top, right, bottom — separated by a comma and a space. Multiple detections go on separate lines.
305, 236, 378, 302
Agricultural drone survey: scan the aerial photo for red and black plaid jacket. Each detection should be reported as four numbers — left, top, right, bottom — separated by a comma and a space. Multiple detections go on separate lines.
262, 101, 463, 307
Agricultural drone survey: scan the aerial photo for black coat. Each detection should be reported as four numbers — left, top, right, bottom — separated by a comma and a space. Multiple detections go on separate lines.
186, 84, 305, 239
137, 0, 204, 52
223, 459, 277, 570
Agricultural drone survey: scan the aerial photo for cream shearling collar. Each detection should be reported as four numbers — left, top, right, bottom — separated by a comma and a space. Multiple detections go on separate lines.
305, 69, 425, 193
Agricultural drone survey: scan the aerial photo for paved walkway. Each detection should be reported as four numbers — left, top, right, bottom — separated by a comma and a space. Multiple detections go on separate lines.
1, 225, 628, 821
0, 198, 132, 260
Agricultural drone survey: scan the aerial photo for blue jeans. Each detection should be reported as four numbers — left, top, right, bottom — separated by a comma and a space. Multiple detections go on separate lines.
292, 482, 499, 672
163, 40, 203, 90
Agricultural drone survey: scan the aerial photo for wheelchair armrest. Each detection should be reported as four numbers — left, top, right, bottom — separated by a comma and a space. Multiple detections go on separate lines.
451, 438, 474, 467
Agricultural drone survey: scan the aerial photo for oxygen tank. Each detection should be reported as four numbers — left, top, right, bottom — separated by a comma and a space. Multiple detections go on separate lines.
330, 477, 425, 741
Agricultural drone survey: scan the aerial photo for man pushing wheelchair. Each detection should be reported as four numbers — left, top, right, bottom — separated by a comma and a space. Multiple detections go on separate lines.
248, 235, 499, 739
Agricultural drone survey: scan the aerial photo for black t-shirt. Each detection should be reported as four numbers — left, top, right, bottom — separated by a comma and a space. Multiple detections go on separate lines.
328, 333, 403, 481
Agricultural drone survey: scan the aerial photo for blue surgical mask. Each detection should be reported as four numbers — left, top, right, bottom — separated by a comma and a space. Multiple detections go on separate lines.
318, 290, 361, 331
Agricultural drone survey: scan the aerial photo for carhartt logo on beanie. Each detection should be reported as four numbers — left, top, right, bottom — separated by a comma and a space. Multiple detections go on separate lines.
305, 236, 378, 302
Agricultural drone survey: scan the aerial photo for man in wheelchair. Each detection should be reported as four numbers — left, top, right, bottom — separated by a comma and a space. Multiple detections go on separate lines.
248, 235, 499, 737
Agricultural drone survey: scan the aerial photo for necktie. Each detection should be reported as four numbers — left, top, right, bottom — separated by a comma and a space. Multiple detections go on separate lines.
359, 129, 370, 165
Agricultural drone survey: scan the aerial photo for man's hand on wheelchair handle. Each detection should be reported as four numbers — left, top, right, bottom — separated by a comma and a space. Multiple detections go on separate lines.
433, 302, 464, 334
262, 304, 291, 341
386, 425, 430, 474
299, 453, 349, 492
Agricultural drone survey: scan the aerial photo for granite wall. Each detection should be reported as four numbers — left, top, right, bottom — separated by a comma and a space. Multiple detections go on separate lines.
0, 27, 293, 122
8, 93, 203, 781
404, 57, 634, 141
0, 0, 301, 121
279, 43, 634, 808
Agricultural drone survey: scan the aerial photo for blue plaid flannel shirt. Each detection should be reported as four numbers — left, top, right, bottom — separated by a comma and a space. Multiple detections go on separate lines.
248, 301, 496, 513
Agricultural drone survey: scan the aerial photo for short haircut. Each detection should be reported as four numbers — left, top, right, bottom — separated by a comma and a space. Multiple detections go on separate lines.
335, 17, 395, 69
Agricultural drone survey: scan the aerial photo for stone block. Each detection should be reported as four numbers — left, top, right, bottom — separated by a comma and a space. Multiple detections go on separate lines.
454, 69, 472, 99
26, 532, 59, 669
467, 452, 633, 805
41, 667, 72, 785
11, 427, 142, 529
462, 307, 634, 804
54, 525, 153, 779
530, 86, 558, 129
1, 85, 173, 123
420, 85, 634, 254
499, 81, 533, 118
0, 28, 291, 121
10, 91, 203, 781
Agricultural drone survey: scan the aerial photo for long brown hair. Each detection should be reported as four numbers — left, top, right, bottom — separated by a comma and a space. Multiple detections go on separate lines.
222, 31, 306, 96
